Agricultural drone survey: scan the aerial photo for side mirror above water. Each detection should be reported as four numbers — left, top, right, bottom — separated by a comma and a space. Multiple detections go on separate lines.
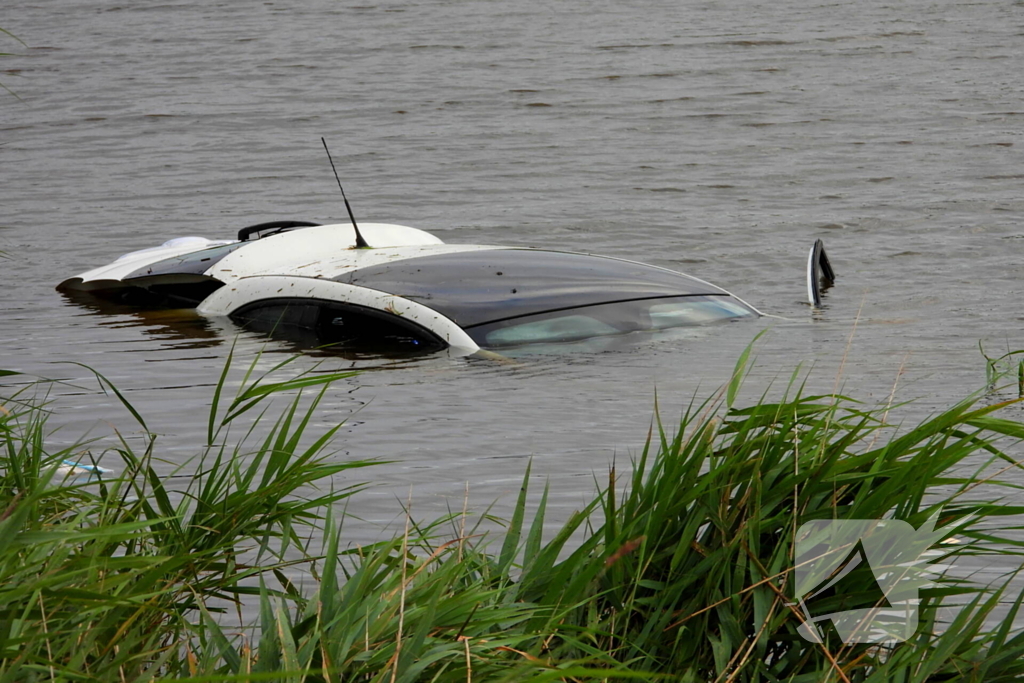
807, 238, 836, 308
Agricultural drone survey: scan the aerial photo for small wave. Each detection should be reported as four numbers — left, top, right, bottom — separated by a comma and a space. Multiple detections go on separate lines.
596, 43, 674, 50
722, 39, 793, 47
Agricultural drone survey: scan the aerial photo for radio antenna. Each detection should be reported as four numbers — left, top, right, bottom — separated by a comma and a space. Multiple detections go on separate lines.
321, 137, 369, 248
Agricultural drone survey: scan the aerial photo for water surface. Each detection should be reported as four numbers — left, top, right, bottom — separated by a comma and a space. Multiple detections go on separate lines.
4, 0, 1024, 546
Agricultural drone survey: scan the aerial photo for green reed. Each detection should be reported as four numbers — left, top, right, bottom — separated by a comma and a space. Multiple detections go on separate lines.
0, 349, 371, 681
4, 345, 1024, 681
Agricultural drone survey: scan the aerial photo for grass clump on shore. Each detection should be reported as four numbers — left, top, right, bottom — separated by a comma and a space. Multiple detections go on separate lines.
0, 353, 371, 681
4, 351, 1024, 681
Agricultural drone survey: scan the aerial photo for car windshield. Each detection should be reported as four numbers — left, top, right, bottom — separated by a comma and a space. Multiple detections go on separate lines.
468, 296, 757, 347
125, 242, 246, 279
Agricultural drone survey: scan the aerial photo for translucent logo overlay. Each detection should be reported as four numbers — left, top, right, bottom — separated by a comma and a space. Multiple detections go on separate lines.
793, 516, 953, 644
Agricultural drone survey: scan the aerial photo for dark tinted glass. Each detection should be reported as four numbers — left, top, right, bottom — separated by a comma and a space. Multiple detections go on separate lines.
336, 249, 728, 328
126, 242, 246, 279
230, 298, 446, 352
467, 295, 757, 348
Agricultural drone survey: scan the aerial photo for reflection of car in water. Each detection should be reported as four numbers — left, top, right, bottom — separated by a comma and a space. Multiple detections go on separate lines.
59, 221, 829, 355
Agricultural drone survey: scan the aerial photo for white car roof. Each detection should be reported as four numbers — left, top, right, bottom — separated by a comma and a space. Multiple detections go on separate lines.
60, 223, 475, 287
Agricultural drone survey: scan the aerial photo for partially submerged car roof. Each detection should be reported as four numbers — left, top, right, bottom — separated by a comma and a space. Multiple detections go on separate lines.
58, 222, 765, 355
334, 248, 730, 328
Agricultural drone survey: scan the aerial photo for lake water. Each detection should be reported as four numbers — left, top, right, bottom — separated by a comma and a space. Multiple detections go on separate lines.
4, 0, 1024, 549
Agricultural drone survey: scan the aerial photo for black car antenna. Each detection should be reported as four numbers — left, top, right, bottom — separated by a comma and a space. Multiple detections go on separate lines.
321, 137, 369, 248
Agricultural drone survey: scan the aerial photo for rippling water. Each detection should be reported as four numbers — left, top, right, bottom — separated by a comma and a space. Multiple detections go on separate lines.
4, 0, 1024, 545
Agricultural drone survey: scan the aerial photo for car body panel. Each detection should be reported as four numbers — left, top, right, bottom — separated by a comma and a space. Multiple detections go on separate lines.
336, 248, 734, 328
206, 223, 448, 283
58, 237, 237, 290
56, 223, 446, 291
197, 275, 481, 353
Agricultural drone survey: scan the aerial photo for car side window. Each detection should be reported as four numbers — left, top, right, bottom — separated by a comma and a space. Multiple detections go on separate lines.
230, 298, 445, 353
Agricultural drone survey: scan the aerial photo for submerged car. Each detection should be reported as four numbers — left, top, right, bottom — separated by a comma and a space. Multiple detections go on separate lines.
57, 220, 787, 355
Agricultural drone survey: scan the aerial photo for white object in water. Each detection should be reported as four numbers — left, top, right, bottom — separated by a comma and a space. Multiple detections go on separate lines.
57, 459, 113, 478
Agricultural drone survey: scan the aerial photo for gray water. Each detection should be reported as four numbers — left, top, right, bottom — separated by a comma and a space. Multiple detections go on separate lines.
4, 0, 1024, 547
